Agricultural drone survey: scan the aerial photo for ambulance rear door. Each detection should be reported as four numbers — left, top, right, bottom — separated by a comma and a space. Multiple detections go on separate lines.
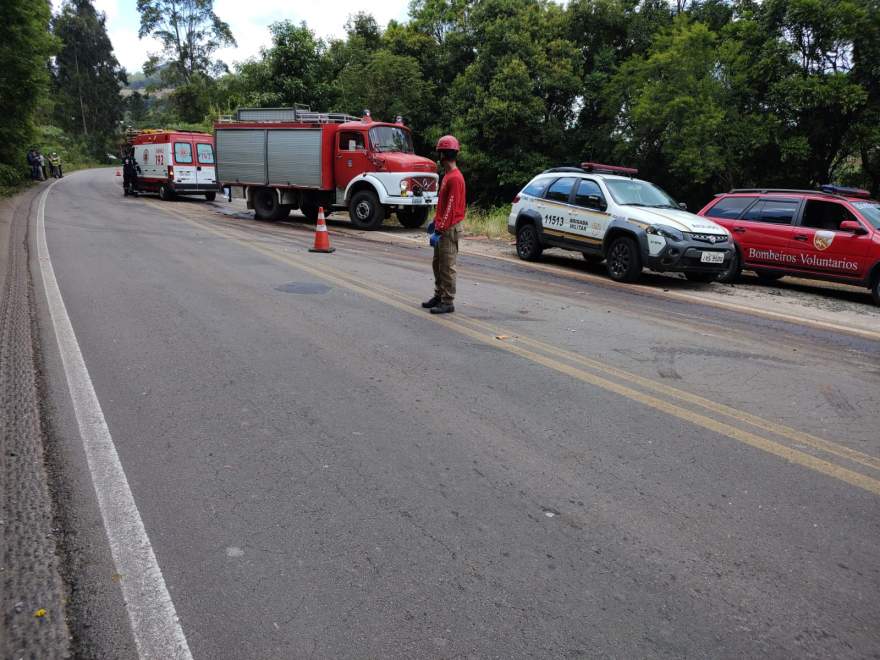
195, 141, 217, 188
172, 139, 197, 187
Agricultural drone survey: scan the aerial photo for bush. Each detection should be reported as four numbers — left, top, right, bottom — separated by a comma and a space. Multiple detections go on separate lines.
0, 163, 27, 188
463, 205, 512, 240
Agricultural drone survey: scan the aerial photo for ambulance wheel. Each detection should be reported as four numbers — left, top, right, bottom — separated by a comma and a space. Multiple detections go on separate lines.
253, 187, 281, 221
716, 249, 742, 283
755, 269, 784, 283
606, 236, 642, 282
871, 273, 880, 306
397, 207, 429, 229
349, 190, 383, 230
159, 184, 174, 201
204, 192, 216, 201
516, 223, 543, 261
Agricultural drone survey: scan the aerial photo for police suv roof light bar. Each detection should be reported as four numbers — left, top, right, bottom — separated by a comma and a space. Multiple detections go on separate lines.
581, 162, 639, 177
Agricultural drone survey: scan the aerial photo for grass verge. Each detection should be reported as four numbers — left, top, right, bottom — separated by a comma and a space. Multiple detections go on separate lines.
463, 205, 511, 240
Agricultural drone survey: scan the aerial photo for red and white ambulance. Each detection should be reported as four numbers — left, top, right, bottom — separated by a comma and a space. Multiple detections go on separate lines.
130, 130, 219, 201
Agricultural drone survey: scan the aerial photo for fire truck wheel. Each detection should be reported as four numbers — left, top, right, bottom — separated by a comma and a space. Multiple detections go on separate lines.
516, 223, 543, 261
253, 187, 281, 221
158, 184, 174, 201
204, 192, 216, 202
349, 190, 384, 230
716, 249, 742, 283
397, 207, 429, 229
606, 236, 642, 282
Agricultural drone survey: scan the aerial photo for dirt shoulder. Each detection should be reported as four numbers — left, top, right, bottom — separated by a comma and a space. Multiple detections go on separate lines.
0, 182, 71, 659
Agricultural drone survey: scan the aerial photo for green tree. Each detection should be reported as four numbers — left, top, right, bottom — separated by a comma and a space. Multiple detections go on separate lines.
52, 0, 127, 155
136, 0, 236, 84
0, 0, 56, 182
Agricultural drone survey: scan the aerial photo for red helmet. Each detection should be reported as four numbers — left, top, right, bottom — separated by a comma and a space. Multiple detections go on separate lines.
436, 135, 460, 152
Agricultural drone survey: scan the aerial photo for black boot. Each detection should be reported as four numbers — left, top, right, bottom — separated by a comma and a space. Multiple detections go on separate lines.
421, 295, 441, 309
430, 303, 455, 314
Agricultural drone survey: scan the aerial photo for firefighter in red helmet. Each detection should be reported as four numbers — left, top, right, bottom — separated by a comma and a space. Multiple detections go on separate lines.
422, 135, 466, 314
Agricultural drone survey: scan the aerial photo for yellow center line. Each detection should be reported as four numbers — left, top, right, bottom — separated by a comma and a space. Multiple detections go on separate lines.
143, 200, 880, 496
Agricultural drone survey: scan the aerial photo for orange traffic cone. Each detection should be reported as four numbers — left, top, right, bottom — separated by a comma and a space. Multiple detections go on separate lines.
309, 207, 335, 253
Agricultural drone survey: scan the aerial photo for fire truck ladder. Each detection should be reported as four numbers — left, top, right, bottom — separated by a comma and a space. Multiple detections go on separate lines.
221, 107, 360, 124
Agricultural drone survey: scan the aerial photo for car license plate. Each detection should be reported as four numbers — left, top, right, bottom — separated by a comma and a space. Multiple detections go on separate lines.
700, 251, 724, 264
412, 197, 423, 204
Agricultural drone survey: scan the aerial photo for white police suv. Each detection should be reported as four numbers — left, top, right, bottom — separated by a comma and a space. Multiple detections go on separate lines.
508, 163, 734, 283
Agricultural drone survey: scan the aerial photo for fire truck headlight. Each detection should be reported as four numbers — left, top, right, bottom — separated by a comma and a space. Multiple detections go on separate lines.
400, 180, 409, 196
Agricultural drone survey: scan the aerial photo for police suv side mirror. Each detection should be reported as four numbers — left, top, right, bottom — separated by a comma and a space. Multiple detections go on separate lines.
678, 202, 688, 211
587, 195, 607, 212
839, 220, 867, 235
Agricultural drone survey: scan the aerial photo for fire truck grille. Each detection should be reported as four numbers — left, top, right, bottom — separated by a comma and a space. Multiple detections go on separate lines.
410, 176, 437, 192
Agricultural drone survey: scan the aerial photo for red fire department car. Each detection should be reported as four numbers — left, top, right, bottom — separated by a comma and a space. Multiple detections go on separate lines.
214, 108, 438, 229
698, 186, 880, 304
129, 130, 219, 201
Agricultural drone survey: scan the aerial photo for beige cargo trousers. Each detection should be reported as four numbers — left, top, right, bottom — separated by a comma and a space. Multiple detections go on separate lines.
432, 223, 462, 305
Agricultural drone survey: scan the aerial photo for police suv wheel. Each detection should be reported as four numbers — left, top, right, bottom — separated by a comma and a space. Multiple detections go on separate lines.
159, 185, 174, 201
349, 190, 383, 230
516, 223, 543, 261
397, 207, 429, 229
606, 236, 642, 282
716, 249, 742, 283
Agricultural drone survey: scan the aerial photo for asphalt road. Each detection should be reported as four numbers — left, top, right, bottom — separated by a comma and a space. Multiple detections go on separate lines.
19, 169, 880, 658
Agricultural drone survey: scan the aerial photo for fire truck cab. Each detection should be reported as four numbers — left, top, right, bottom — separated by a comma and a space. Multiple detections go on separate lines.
130, 130, 219, 201
214, 108, 438, 229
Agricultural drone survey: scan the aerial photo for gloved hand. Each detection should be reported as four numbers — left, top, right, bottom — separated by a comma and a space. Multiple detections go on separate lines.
429, 231, 442, 248
426, 221, 435, 234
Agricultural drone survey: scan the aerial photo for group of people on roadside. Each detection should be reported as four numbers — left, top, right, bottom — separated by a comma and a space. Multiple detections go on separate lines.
26, 148, 63, 180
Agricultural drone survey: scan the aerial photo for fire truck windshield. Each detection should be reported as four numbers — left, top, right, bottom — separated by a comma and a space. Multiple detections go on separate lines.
369, 126, 414, 153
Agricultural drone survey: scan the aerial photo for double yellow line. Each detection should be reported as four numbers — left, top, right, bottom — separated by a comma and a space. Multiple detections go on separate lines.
145, 199, 880, 496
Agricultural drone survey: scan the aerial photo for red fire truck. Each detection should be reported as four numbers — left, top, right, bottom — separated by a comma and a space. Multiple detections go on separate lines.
214, 108, 438, 229
128, 130, 219, 200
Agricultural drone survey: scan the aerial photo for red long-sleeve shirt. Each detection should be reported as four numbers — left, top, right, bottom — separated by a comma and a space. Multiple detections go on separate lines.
433, 168, 466, 232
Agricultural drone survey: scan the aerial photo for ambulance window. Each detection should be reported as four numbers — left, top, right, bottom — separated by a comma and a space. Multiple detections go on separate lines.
574, 180, 605, 209
705, 196, 755, 219
196, 143, 214, 164
801, 200, 856, 231
742, 199, 799, 224
174, 142, 193, 163
339, 132, 365, 151
545, 178, 576, 204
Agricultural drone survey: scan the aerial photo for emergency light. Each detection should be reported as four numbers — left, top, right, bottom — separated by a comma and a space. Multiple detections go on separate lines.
820, 184, 871, 198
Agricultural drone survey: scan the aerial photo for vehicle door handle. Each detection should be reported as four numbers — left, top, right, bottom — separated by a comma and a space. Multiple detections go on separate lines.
733, 227, 746, 233
337, 154, 344, 159
794, 234, 808, 241
196, 166, 202, 171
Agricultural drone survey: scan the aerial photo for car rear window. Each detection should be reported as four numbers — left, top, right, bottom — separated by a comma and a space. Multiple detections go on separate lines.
545, 177, 576, 203
196, 143, 214, 164
742, 199, 799, 224
705, 196, 756, 219
522, 178, 548, 198
174, 142, 193, 164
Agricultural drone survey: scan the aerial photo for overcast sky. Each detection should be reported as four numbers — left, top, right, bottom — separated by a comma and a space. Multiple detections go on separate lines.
62, 0, 412, 74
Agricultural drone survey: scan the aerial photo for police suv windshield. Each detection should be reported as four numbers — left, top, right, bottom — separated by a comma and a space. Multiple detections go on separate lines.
604, 179, 678, 208
369, 126, 414, 153
852, 202, 880, 229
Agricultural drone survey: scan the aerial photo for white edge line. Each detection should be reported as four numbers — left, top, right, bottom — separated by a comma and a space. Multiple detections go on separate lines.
35, 181, 193, 660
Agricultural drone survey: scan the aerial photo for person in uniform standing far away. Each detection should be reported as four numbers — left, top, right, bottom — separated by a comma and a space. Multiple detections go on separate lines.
422, 135, 466, 315
122, 147, 138, 196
